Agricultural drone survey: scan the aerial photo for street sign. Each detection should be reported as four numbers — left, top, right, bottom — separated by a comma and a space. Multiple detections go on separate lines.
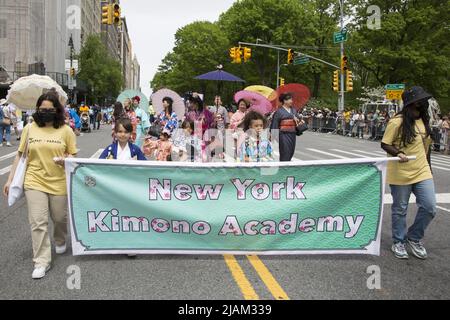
385, 84, 405, 90
386, 90, 403, 100
294, 56, 310, 65
333, 31, 348, 44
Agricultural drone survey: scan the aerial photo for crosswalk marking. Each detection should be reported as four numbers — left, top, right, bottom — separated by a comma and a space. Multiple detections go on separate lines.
0, 165, 12, 176
432, 154, 450, 161
430, 158, 450, 166
0, 152, 17, 163
273, 150, 302, 162
306, 148, 348, 159
351, 150, 382, 157
437, 206, 450, 213
331, 149, 370, 158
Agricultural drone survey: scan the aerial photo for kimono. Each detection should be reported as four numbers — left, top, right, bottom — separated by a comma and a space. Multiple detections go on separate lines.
143, 138, 173, 161
172, 129, 204, 162
99, 141, 147, 161
135, 108, 151, 148
125, 109, 138, 143
239, 134, 273, 162
157, 111, 179, 135
270, 107, 298, 162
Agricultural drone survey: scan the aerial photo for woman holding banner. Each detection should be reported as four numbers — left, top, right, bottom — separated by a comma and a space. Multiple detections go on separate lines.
3, 92, 78, 279
381, 86, 436, 260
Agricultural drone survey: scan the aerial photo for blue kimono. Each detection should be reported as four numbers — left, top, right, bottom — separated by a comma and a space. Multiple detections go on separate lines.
100, 141, 147, 160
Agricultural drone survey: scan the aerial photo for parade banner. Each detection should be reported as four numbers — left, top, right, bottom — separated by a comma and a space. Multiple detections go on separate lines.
65, 158, 387, 256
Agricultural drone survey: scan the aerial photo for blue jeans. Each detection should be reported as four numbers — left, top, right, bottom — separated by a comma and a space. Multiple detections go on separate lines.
390, 179, 436, 244
0, 124, 11, 143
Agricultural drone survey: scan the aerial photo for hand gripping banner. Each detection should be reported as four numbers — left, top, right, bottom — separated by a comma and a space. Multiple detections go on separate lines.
65, 158, 387, 256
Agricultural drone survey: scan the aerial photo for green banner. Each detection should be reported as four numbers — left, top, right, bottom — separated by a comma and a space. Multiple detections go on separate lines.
66, 159, 386, 256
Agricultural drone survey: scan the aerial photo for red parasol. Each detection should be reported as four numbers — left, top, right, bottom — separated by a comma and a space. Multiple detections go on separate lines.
273, 83, 311, 110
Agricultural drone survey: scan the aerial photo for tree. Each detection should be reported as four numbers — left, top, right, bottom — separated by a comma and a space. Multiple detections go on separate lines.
78, 35, 123, 104
348, 0, 450, 103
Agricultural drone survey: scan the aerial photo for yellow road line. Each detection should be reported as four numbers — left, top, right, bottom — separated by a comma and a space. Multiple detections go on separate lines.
247, 255, 290, 300
223, 255, 259, 300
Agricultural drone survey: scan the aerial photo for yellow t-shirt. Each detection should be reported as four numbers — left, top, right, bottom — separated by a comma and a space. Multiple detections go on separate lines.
79, 106, 89, 113
382, 116, 432, 185
19, 124, 78, 196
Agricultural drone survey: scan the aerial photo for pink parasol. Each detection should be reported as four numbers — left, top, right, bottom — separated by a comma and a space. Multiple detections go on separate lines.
234, 90, 273, 116
151, 88, 185, 119
273, 83, 311, 110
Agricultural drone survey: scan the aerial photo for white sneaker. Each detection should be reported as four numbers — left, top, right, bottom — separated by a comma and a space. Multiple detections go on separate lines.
32, 265, 51, 279
6, 142, 12, 147
55, 244, 67, 254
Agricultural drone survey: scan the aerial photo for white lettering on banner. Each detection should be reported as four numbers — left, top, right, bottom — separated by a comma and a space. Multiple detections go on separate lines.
88, 211, 110, 232
86, 209, 366, 239
345, 216, 365, 238
149, 179, 224, 201
148, 177, 306, 201
231, 177, 306, 200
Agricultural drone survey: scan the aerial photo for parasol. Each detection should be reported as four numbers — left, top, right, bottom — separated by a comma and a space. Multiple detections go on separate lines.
245, 85, 275, 99
273, 83, 311, 110
117, 90, 149, 112
151, 88, 185, 119
6, 74, 68, 110
234, 90, 273, 116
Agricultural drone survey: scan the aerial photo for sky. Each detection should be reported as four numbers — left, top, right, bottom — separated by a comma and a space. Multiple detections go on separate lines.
120, 0, 237, 99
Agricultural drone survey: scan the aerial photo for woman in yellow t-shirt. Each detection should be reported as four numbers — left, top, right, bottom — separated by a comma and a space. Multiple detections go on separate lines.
381, 86, 436, 261
3, 92, 78, 279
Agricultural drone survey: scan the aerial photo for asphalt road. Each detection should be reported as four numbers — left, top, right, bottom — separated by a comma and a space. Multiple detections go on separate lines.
0, 126, 449, 300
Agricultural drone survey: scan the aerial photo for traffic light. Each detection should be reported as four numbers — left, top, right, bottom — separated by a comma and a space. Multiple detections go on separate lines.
70, 68, 76, 77
287, 49, 294, 64
101, 4, 112, 25
333, 70, 339, 92
243, 47, 252, 62
229, 47, 242, 63
346, 70, 353, 92
279, 77, 285, 87
113, 3, 121, 25
341, 55, 348, 73
229, 47, 236, 60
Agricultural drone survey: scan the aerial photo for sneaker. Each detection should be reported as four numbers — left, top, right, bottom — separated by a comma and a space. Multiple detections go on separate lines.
55, 243, 67, 254
407, 239, 427, 259
391, 242, 409, 259
6, 142, 12, 147
32, 265, 51, 279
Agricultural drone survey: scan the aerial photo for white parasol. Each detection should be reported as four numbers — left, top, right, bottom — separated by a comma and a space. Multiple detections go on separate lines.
6, 74, 68, 110
151, 88, 185, 119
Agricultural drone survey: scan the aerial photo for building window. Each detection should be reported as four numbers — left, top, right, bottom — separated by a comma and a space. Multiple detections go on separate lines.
0, 19, 7, 38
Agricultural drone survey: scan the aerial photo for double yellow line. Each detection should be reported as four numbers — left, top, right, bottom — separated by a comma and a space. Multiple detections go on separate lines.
224, 255, 289, 300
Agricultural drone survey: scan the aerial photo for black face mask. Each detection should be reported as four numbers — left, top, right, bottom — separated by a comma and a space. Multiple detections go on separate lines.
37, 110, 56, 123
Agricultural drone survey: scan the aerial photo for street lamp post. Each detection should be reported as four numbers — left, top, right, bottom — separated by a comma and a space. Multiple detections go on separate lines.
339, 0, 346, 135
68, 34, 75, 105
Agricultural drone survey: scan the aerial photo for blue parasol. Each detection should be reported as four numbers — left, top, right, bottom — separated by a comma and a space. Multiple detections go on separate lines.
195, 70, 245, 82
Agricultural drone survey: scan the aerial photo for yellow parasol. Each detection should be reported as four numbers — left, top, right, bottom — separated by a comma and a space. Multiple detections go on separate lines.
245, 85, 276, 99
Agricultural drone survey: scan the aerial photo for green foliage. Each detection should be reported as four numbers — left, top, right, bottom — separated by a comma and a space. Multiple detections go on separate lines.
78, 35, 124, 104
151, 0, 449, 108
